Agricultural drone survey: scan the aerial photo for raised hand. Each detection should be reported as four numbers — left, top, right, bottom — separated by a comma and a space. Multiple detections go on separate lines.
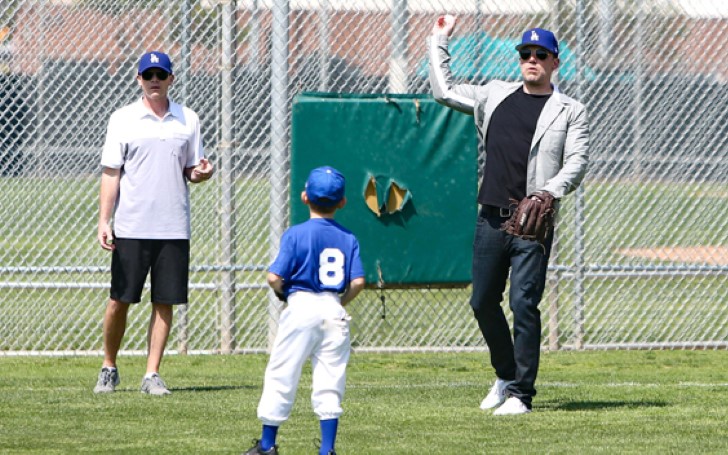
432, 14, 457, 37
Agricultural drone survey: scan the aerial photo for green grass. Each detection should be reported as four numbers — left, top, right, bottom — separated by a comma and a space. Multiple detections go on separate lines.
0, 351, 726, 453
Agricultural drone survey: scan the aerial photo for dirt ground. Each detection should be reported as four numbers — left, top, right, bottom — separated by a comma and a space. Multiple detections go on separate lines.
618, 246, 728, 265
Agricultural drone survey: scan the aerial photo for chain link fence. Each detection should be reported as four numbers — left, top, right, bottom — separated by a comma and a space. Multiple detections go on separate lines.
0, 0, 726, 355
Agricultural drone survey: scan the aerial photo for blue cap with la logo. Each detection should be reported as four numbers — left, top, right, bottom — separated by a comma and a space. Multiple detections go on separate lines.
516, 28, 559, 56
138, 51, 173, 74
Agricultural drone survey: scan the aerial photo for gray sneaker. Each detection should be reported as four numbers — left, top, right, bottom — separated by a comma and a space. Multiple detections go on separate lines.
93, 367, 120, 393
140, 373, 171, 395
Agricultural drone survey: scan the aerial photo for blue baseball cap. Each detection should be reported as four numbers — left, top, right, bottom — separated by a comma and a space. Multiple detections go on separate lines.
138, 51, 173, 74
516, 28, 559, 56
305, 166, 345, 207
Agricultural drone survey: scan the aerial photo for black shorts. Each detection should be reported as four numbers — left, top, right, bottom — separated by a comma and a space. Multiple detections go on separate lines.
110, 238, 189, 304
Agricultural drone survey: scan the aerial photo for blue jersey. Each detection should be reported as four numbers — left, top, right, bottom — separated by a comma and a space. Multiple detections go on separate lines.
269, 218, 365, 297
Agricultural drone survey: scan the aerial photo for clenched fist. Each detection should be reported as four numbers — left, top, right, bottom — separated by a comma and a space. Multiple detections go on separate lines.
432, 14, 456, 37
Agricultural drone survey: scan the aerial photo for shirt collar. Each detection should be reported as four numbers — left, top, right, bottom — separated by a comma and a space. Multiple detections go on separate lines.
133, 97, 182, 119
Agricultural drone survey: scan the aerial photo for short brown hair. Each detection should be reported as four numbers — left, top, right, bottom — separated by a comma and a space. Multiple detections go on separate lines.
308, 201, 338, 215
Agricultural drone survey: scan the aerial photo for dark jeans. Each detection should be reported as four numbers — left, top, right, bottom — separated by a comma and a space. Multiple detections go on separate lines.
469, 212, 553, 408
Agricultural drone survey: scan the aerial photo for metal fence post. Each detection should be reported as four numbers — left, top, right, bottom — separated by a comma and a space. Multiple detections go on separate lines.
318, 0, 330, 92
268, 0, 290, 350
633, 1, 645, 180
219, 0, 237, 354
573, 0, 587, 349
548, 235, 561, 351
389, 0, 408, 93
547, 0, 566, 351
172, 0, 192, 355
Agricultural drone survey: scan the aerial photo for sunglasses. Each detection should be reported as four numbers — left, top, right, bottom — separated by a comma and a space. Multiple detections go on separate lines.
518, 48, 551, 61
140, 70, 169, 81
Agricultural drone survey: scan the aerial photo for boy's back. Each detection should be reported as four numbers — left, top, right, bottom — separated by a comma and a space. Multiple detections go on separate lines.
270, 218, 363, 297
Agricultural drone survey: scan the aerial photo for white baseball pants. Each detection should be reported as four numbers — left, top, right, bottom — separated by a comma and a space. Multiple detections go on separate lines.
257, 291, 351, 426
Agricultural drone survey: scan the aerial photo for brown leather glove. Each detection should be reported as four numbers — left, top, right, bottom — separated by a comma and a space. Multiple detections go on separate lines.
501, 191, 556, 244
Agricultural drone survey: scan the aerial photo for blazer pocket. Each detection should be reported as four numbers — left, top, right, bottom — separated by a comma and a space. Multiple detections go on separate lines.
541, 125, 567, 152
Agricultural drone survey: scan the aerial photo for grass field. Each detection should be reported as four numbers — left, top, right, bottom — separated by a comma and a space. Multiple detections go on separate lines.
1, 350, 726, 454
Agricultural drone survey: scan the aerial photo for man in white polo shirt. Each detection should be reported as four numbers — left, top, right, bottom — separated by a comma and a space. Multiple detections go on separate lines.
94, 51, 214, 395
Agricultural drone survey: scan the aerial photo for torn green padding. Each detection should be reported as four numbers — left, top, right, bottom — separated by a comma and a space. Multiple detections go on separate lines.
365, 175, 412, 216
385, 180, 411, 214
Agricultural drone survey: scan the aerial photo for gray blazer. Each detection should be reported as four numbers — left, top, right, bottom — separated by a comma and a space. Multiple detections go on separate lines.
428, 35, 589, 199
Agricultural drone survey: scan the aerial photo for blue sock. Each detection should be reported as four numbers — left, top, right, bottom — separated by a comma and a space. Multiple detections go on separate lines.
319, 418, 338, 455
261, 424, 278, 451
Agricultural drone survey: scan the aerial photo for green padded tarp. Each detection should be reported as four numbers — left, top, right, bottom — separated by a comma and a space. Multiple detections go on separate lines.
290, 93, 477, 288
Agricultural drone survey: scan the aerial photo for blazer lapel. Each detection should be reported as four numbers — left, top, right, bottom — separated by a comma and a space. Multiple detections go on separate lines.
531, 93, 565, 149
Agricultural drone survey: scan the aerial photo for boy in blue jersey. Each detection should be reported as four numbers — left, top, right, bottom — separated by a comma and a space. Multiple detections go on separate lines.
245, 166, 366, 455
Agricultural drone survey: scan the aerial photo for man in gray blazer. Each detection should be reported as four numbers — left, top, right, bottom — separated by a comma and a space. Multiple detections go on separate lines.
429, 15, 589, 415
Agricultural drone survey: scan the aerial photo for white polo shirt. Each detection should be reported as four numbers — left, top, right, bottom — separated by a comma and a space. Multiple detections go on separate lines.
100, 99, 204, 239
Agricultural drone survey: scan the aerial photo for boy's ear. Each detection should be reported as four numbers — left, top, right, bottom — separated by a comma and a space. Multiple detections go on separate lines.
301, 191, 309, 205
337, 196, 347, 209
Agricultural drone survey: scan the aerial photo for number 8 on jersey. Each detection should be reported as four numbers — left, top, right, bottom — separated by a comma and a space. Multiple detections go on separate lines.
319, 248, 345, 287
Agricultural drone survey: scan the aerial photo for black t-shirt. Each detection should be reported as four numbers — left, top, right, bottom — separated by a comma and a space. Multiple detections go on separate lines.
478, 87, 551, 208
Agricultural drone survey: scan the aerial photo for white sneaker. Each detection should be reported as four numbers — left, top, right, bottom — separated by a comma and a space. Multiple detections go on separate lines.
493, 397, 531, 415
479, 378, 515, 410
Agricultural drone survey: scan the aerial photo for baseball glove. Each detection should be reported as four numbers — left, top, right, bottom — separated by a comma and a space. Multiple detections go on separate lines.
501, 191, 556, 244
274, 291, 287, 303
